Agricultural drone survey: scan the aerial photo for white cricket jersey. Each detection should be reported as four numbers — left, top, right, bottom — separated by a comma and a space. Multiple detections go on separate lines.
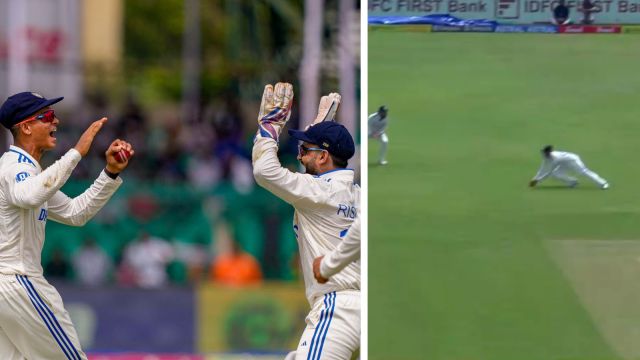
368, 112, 388, 138
320, 213, 360, 278
533, 150, 580, 181
252, 137, 360, 305
0, 145, 122, 276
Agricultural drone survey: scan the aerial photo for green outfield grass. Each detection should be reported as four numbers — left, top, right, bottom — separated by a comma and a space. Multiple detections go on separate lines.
368, 32, 640, 360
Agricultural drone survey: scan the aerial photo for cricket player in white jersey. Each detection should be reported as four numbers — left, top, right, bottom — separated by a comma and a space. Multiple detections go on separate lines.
368, 105, 389, 165
252, 83, 360, 360
0, 92, 134, 359
312, 214, 360, 284
529, 145, 609, 189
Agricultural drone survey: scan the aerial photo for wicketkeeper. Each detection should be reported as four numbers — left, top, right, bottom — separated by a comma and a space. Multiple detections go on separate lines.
252, 83, 360, 360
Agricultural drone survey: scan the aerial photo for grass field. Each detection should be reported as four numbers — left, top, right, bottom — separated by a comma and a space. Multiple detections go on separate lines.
368, 32, 640, 360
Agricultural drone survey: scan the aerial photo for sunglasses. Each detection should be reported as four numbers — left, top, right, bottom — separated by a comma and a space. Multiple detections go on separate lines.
14, 109, 56, 127
299, 144, 326, 156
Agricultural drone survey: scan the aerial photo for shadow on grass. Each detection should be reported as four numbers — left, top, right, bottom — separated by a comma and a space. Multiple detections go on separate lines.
532, 185, 604, 191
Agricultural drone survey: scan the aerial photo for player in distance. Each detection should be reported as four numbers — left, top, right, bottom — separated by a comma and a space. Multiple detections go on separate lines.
529, 145, 609, 189
368, 105, 389, 165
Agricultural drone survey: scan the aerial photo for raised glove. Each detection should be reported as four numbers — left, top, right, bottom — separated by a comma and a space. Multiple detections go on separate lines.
306, 93, 341, 129
256, 82, 294, 142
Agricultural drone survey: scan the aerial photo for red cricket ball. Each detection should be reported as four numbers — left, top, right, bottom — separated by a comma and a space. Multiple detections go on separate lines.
114, 149, 131, 163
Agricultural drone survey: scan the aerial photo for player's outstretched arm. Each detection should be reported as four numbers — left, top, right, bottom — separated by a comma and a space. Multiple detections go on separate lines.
530, 159, 554, 186
47, 138, 133, 226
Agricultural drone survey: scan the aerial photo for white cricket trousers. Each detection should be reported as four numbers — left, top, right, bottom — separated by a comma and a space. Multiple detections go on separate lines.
370, 132, 388, 164
0, 274, 86, 360
553, 158, 607, 186
294, 290, 360, 360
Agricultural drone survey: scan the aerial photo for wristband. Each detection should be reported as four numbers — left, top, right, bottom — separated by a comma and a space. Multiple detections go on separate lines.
104, 168, 120, 179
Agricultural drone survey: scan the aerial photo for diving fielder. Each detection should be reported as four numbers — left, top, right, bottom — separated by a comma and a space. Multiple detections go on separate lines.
252, 83, 360, 359
529, 145, 609, 189
368, 105, 389, 165
0, 92, 134, 359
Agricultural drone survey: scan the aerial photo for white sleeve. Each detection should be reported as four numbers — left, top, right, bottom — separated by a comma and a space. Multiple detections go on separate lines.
533, 159, 554, 181
252, 137, 327, 208
48, 170, 123, 226
4, 149, 82, 209
320, 215, 361, 278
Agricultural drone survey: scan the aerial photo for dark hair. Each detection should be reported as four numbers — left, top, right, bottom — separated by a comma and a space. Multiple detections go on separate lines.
9, 126, 19, 140
330, 153, 349, 168
542, 145, 553, 153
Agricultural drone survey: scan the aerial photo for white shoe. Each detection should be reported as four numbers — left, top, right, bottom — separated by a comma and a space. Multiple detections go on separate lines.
601, 183, 609, 190
379, 160, 388, 165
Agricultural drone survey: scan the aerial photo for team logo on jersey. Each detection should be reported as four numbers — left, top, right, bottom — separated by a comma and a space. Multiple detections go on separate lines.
15, 172, 30, 182
38, 209, 48, 221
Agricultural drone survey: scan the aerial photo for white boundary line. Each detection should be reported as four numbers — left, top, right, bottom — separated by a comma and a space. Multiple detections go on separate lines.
360, 1, 369, 359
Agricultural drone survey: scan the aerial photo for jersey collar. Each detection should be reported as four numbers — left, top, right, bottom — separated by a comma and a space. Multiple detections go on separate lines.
9, 145, 41, 170
315, 168, 355, 181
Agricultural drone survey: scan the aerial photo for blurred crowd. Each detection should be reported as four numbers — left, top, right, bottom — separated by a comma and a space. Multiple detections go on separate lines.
40, 92, 306, 288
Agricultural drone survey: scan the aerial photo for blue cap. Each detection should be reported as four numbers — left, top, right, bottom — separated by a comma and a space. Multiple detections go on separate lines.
288, 121, 355, 161
0, 92, 64, 129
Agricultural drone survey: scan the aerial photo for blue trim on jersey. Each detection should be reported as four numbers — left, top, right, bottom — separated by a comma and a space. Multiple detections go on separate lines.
316, 292, 337, 359
314, 168, 355, 178
16, 275, 75, 360
17, 275, 81, 360
9, 149, 36, 166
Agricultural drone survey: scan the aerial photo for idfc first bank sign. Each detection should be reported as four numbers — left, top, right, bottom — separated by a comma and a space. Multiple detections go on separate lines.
369, 0, 640, 23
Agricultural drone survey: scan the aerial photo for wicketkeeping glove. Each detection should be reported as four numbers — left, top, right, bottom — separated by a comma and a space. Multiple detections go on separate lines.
306, 92, 341, 129
256, 82, 294, 142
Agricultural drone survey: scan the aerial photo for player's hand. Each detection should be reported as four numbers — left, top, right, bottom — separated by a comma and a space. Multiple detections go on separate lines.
256, 82, 294, 141
74, 118, 107, 157
529, 179, 538, 187
313, 256, 329, 284
105, 139, 135, 173
307, 93, 341, 129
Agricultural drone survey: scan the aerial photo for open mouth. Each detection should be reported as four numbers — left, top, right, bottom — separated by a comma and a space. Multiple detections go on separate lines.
49, 129, 57, 139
